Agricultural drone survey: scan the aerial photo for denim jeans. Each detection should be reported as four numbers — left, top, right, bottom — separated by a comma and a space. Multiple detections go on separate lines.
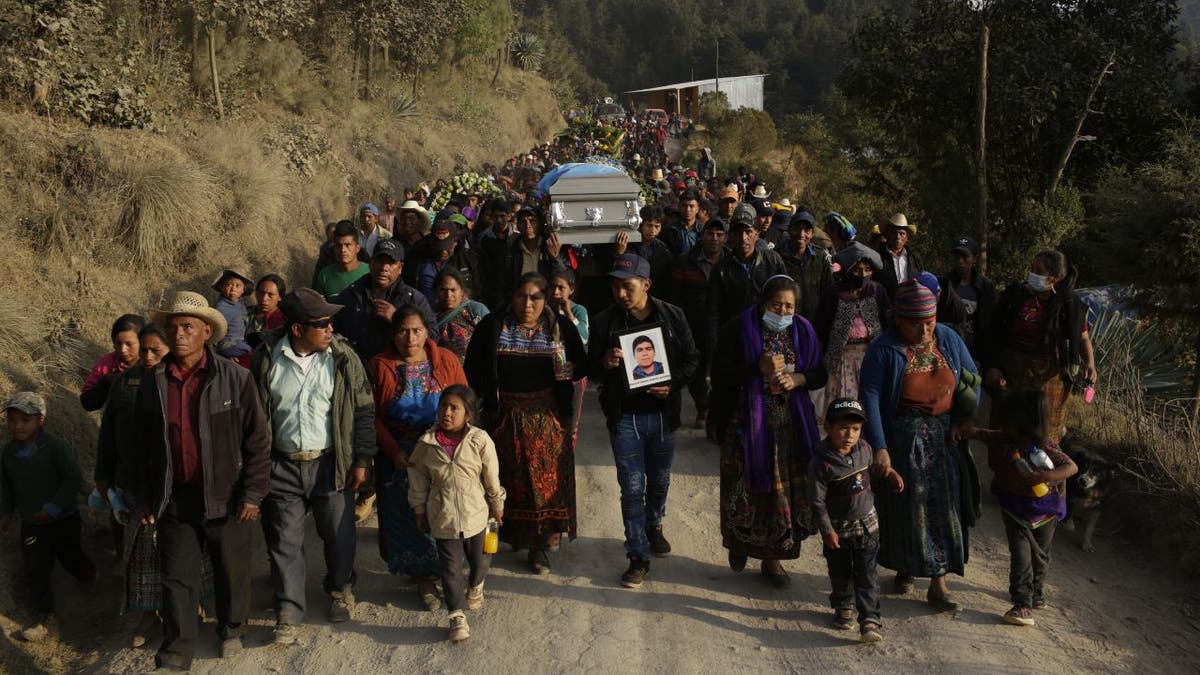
823, 529, 882, 625
609, 413, 676, 560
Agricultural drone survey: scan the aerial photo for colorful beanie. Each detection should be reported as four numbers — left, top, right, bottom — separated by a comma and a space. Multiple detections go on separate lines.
893, 280, 938, 319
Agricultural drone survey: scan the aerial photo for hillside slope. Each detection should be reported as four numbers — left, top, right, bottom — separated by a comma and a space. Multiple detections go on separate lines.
0, 67, 561, 673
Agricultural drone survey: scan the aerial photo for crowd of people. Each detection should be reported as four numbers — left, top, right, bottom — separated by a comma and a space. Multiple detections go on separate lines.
0, 139, 1101, 669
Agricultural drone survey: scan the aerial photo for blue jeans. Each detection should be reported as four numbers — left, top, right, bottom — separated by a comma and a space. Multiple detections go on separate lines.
823, 529, 882, 625
609, 413, 676, 560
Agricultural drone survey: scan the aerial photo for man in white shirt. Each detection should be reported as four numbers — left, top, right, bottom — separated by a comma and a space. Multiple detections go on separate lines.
876, 213, 923, 299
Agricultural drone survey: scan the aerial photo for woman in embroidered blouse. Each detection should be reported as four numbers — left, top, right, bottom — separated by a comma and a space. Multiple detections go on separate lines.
710, 276, 826, 588
982, 250, 1096, 444
368, 306, 468, 610
464, 272, 587, 575
859, 280, 978, 612
813, 242, 889, 403
433, 266, 490, 363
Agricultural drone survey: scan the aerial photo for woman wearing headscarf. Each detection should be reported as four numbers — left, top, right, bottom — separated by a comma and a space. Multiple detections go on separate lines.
368, 306, 469, 610
859, 280, 979, 610
464, 272, 587, 575
814, 242, 890, 402
982, 250, 1096, 443
711, 275, 826, 588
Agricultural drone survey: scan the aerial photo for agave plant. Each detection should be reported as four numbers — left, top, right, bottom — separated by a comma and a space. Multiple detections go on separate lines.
1088, 301, 1192, 400
386, 94, 418, 118
511, 33, 545, 72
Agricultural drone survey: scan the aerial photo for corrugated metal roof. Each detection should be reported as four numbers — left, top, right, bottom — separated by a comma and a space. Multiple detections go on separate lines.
623, 74, 767, 94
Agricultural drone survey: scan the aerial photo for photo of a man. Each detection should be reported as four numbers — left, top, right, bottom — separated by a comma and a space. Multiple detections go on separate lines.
631, 335, 665, 380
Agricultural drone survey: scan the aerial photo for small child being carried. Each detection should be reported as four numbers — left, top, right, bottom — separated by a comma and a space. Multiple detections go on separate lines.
210, 269, 254, 365
408, 385, 505, 643
808, 398, 904, 643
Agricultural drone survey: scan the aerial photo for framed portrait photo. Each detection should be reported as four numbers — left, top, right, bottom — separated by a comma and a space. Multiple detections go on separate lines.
618, 324, 672, 389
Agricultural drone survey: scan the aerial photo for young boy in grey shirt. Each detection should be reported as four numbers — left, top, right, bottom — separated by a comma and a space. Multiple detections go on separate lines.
808, 398, 904, 643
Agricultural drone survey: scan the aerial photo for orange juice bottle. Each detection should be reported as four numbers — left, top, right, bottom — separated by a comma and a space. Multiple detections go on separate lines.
483, 519, 500, 554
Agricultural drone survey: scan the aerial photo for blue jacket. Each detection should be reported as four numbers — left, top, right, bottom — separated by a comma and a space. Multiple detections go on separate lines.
858, 324, 978, 451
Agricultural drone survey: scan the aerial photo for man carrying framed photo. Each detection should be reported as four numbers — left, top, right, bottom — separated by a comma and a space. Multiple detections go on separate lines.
588, 254, 700, 590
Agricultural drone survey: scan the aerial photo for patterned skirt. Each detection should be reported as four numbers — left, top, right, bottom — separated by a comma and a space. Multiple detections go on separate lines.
876, 414, 966, 578
719, 395, 814, 560
124, 523, 215, 614
997, 350, 1071, 443
826, 343, 869, 402
494, 390, 577, 549
377, 456, 441, 577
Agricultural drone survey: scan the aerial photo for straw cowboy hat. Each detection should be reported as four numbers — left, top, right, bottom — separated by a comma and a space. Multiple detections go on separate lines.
150, 291, 228, 344
749, 184, 771, 199
651, 168, 665, 182
887, 212, 917, 234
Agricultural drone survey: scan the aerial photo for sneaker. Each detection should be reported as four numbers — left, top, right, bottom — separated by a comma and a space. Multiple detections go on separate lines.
832, 609, 855, 631
860, 622, 883, 643
354, 493, 376, 522
466, 583, 485, 611
417, 579, 442, 611
621, 559, 650, 589
647, 524, 672, 557
1003, 606, 1036, 626
273, 623, 300, 646
448, 612, 470, 642
219, 636, 244, 658
329, 586, 354, 623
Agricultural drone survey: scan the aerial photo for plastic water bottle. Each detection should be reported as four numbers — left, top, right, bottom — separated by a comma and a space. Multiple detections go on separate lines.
1010, 451, 1050, 498
1028, 446, 1055, 470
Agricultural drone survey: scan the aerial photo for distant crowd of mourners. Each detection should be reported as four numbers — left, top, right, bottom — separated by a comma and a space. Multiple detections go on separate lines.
0, 132, 1099, 669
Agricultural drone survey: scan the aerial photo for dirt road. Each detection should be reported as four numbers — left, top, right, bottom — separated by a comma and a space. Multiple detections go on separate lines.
57, 391, 1200, 673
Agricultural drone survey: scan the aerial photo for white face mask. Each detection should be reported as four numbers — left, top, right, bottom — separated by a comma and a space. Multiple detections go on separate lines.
762, 311, 794, 332
1026, 271, 1050, 292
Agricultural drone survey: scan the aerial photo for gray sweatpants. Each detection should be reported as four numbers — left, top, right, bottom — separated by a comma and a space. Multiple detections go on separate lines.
262, 452, 356, 625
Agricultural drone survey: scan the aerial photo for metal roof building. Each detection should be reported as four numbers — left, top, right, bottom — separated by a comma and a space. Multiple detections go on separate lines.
623, 74, 766, 118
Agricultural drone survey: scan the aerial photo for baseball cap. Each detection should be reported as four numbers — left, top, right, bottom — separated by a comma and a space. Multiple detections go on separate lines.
280, 288, 344, 323
372, 239, 405, 262
360, 203, 380, 216
730, 203, 757, 231
952, 236, 980, 256
752, 199, 774, 217
826, 398, 866, 423
703, 217, 728, 233
4, 391, 46, 416
791, 210, 816, 228
609, 253, 651, 280
718, 185, 739, 201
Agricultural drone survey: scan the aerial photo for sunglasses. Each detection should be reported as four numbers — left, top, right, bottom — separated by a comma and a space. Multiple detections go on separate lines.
304, 318, 333, 329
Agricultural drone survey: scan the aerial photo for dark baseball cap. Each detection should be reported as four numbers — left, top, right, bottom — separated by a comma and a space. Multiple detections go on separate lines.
826, 398, 866, 423
609, 253, 651, 279
791, 210, 816, 229
372, 239, 405, 262
753, 199, 774, 217
952, 236, 980, 256
703, 217, 728, 233
730, 203, 757, 231
281, 287, 344, 323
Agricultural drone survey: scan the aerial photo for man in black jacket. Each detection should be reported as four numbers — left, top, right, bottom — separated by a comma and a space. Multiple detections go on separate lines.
706, 204, 787, 351
670, 218, 727, 427
947, 235, 996, 360
778, 210, 833, 321
332, 238, 435, 363
135, 291, 271, 671
589, 254, 699, 590
874, 213, 924, 299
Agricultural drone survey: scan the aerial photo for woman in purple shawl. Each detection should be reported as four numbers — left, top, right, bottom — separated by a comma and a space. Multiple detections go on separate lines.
710, 276, 826, 588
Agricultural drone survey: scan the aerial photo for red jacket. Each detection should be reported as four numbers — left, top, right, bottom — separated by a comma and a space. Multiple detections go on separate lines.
367, 340, 467, 461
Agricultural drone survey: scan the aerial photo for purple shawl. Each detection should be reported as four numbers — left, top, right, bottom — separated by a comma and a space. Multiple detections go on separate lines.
738, 307, 821, 493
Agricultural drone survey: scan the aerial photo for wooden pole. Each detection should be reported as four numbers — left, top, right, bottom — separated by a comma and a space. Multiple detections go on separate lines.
975, 23, 989, 275
206, 26, 223, 119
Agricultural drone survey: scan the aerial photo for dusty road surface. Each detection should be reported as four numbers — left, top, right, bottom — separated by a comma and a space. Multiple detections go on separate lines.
67, 391, 1200, 673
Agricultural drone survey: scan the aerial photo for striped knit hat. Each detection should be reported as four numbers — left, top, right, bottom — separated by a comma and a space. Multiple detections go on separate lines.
893, 280, 938, 320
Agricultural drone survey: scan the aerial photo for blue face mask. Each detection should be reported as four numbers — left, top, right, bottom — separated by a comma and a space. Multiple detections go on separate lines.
762, 311, 793, 332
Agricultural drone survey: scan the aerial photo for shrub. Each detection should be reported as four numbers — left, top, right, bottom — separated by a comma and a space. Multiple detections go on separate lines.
510, 32, 545, 72
115, 157, 219, 264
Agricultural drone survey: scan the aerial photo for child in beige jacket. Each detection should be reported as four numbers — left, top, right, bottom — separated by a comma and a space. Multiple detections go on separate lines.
408, 385, 505, 642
